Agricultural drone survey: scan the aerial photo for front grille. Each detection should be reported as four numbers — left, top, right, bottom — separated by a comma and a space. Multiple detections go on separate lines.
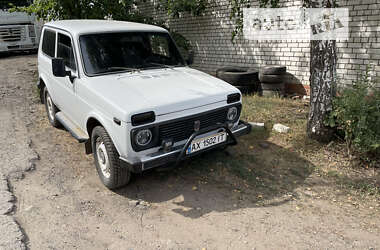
159, 108, 229, 143
0, 26, 26, 42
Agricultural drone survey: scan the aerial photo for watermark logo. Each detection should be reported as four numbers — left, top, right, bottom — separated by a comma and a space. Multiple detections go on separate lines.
243, 8, 349, 40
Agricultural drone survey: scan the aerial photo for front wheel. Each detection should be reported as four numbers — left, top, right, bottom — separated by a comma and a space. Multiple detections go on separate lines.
91, 126, 131, 189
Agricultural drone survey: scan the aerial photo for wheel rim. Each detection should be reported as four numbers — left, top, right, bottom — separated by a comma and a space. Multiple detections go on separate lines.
96, 138, 111, 179
46, 94, 55, 121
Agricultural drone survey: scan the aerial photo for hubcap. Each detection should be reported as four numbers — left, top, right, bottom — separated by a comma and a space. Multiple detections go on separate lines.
96, 139, 111, 179
46, 95, 54, 120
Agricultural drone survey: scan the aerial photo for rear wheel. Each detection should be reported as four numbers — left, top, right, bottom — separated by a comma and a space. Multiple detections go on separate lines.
44, 88, 60, 127
91, 126, 131, 189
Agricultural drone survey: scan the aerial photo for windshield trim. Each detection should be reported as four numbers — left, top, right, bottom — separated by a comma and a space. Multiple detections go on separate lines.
78, 31, 187, 78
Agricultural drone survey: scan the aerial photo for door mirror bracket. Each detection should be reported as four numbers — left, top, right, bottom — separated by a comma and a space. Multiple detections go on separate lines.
52, 58, 76, 83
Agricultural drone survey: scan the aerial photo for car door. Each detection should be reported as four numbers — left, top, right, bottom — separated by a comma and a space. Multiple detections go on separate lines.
39, 28, 60, 105
52, 31, 80, 124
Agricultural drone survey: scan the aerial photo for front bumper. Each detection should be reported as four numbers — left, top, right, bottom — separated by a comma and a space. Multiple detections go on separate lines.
120, 120, 251, 173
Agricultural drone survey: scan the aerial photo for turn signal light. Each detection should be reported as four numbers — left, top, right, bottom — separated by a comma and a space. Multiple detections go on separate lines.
131, 111, 155, 126
227, 93, 241, 104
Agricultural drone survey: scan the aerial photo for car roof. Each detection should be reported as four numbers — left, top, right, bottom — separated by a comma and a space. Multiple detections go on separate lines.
44, 19, 168, 36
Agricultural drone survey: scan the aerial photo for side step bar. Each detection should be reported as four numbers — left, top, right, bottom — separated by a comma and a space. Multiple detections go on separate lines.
55, 112, 89, 143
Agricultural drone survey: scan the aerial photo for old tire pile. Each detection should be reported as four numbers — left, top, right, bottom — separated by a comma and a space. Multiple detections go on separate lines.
259, 65, 287, 97
216, 67, 260, 93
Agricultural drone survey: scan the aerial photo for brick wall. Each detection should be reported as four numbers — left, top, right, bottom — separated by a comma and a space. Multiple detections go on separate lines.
336, 0, 380, 87
138, 0, 380, 91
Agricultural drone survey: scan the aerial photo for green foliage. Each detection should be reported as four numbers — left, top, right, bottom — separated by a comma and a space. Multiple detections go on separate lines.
259, 0, 280, 8
228, 0, 279, 41
158, 0, 208, 18
302, 0, 338, 8
10, 0, 136, 21
327, 67, 380, 155
1, 0, 31, 9
10, 0, 57, 20
10, 0, 192, 56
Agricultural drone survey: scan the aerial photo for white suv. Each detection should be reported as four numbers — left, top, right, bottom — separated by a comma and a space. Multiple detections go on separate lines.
37, 20, 251, 189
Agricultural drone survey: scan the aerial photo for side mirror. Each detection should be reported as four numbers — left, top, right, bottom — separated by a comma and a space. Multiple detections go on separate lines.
186, 51, 194, 65
52, 58, 69, 77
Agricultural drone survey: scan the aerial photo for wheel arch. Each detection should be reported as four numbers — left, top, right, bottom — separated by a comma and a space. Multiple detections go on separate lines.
84, 115, 124, 157
85, 117, 103, 155
86, 117, 104, 138
38, 77, 46, 104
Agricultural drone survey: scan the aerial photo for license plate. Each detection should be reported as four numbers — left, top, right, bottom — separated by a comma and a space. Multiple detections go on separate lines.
186, 132, 227, 155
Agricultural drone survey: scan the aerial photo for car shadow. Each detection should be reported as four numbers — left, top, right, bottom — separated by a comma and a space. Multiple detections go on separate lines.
115, 129, 315, 219
0, 50, 37, 59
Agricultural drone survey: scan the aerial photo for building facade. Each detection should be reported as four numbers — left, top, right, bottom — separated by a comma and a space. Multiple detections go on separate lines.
138, 0, 380, 94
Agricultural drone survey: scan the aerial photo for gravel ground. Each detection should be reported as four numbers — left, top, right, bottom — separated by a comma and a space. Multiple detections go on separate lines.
0, 53, 40, 250
1, 54, 380, 250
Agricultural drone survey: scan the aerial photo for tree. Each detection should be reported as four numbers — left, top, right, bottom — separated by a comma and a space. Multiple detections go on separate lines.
229, 0, 337, 142
158, 0, 208, 18
305, 0, 337, 142
12, 0, 136, 20
12, 0, 202, 56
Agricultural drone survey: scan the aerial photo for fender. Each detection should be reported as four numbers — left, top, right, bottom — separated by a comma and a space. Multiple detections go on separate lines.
39, 73, 62, 109
84, 111, 127, 157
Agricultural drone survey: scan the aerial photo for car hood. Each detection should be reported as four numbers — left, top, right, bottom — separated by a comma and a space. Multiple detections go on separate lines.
86, 67, 239, 122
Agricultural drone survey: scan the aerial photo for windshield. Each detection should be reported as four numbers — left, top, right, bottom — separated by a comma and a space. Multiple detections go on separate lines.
79, 32, 186, 76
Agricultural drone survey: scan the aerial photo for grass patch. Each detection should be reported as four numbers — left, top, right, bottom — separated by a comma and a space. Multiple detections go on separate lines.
241, 94, 308, 126
334, 175, 380, 196
177, 94, 379, 200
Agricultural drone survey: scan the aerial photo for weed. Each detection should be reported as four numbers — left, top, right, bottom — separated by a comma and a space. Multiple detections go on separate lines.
327, 66, 380, 157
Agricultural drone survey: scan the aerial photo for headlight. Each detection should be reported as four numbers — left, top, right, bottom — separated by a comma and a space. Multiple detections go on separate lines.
227, 107, 238, 121
135, 129, 153, 146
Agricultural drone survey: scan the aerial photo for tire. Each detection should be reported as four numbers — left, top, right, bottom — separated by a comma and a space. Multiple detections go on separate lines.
260, 83, 285, 97
235, 85, 256, 94
260, 65, 287, 75
261, 83, 285, 91
262, 90, 284, 97
44, 87, 60, 128
216, 67, 259, 86
91, 126, 131, 189
259, 73, 288, 84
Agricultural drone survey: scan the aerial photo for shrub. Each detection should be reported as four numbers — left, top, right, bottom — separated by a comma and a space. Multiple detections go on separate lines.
327, 67, 380, 157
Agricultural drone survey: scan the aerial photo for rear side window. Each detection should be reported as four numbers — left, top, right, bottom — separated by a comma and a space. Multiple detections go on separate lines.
42, 29, 56, 57
57, 33, 76, 71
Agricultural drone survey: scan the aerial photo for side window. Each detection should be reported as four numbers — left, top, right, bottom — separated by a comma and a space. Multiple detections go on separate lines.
57, 33, 76, 71
150, 35, 170, 57
41, 29, 56, 57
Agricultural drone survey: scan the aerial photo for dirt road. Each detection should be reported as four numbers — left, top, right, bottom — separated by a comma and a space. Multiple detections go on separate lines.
1, 54, 380, 249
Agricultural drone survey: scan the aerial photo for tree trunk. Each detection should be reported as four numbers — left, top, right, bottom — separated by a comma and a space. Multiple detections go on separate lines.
306, 0, 337, 142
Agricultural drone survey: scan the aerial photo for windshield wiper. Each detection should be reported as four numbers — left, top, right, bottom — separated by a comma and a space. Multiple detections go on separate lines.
144, 62, 177, 70
107, 67, 141, 72
96, 67, 140, 74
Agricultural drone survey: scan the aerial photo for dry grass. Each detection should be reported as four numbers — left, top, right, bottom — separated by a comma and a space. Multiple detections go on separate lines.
178, 95, 379, 203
